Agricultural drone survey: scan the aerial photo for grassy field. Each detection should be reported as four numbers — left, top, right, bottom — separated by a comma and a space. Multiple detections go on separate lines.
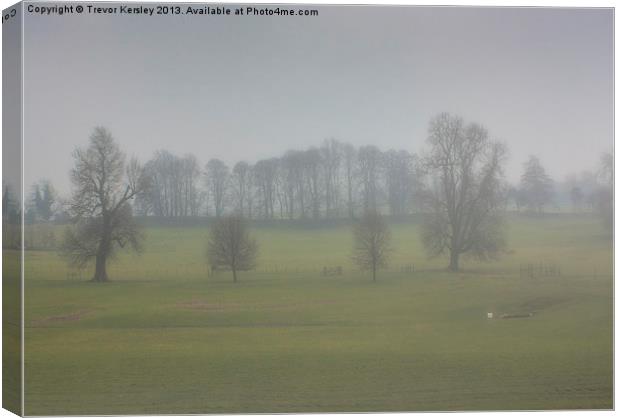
21, 214, 612, 414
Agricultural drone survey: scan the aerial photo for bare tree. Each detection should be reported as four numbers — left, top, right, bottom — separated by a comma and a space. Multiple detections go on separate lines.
304, 148, 322, 219
321, 138, 342, 218
207, 215, 258, 282
384, 149, 414, 216
205, 158, 230, 217
351, 211, 391, 281
273, 160, 286, 219
342, 143, 358, 218
140, 150, 174, 217
246, 165, 257, 220
254, 158, 278, 219
280, 151, 300, 219
421, 113, 507, 272
358, 145, 383, 213
232, 161, 251, 217
138, 151, 201, 218
520, 156, 554, 213
61, 127, 148, 282
181, 154, 202, 216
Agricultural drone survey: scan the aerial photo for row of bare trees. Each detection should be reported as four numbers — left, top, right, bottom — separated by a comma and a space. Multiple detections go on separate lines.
207, 210, 392, 283
132, 145, 612, 222
134, 139, 424, 220
59, 113, 503, 280
135, 151, 202, 217
31, 112, 611, 282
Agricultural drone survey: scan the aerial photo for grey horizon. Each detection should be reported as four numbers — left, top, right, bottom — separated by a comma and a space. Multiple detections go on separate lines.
21, 5, 613, 194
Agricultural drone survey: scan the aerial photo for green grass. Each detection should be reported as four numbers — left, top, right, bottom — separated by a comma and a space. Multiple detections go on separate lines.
3, 249, 22, 415
22, 214, 612, 414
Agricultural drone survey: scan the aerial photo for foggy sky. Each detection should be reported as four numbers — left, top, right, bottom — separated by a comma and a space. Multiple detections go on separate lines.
23, 5, 613, 194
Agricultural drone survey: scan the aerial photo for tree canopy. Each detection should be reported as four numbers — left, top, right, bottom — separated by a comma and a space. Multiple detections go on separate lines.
421, 113, 507, 271
61, 127, 149, 282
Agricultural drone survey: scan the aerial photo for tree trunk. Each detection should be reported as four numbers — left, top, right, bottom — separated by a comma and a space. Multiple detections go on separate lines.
232, 266, 237, 283
347, 177, 354, 219
92, 252, 108, 282
372, 264, 376, 282
449, 250, 459, 272
92, 219, 111, 282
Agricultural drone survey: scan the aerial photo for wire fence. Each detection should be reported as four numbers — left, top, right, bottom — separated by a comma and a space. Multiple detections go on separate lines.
19, 258, 608, 283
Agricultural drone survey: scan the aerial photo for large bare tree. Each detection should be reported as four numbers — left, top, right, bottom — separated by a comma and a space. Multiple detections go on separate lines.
351, 211, 391, 281
207, 215, 258, 282
421, 113, 507, 272
61, 127, 148, 282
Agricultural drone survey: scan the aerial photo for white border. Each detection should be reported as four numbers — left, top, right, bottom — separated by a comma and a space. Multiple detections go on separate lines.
0, 1, 616, 418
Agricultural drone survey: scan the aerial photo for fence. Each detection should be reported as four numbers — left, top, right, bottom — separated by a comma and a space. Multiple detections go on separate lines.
519, 263, 561, 279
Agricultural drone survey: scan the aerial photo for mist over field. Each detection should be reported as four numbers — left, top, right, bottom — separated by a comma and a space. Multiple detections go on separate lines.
3, 4, 614, 415
22, 6, 612, 194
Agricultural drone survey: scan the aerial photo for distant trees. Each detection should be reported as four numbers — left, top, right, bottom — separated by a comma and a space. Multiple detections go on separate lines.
2, 185, 21, 249
384, 150, 415, 216
351, 211, 391, 281
89, 138, 426, 221
421, 113, 507, 272
321, 139, 342, 218
342, 143, 357, 219
29, 180, 56, 222
207, 215, 258, 282
519, 156, 554, 213
595, 152, 613, 229
45, 120, 608, 282
569, 185, 584, 213
358, 145, 383, 213
205, 159, 230, 218
61, 127, 149, 282
280, 151, 301, 219
231, 161, 252, 217
254, 158, 278, 219
138, 151, 202, 217
23, 180, 58, 249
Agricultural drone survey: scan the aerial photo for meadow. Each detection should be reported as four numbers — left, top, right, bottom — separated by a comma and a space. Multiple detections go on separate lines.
21, 214, 612, 414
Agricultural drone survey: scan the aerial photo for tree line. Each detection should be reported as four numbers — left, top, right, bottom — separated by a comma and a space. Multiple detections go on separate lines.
2, 112, 612, 281
129, 139, 424, 221
15, 128, 612, 225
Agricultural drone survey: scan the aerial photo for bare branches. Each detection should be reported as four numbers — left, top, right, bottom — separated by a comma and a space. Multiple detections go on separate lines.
61, 127, 146, 281
207, 215, 258, 282
422, 113, 507, 271
351, 211, 391, 281
205, 159, 230, 218
60, 220, 101, 268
